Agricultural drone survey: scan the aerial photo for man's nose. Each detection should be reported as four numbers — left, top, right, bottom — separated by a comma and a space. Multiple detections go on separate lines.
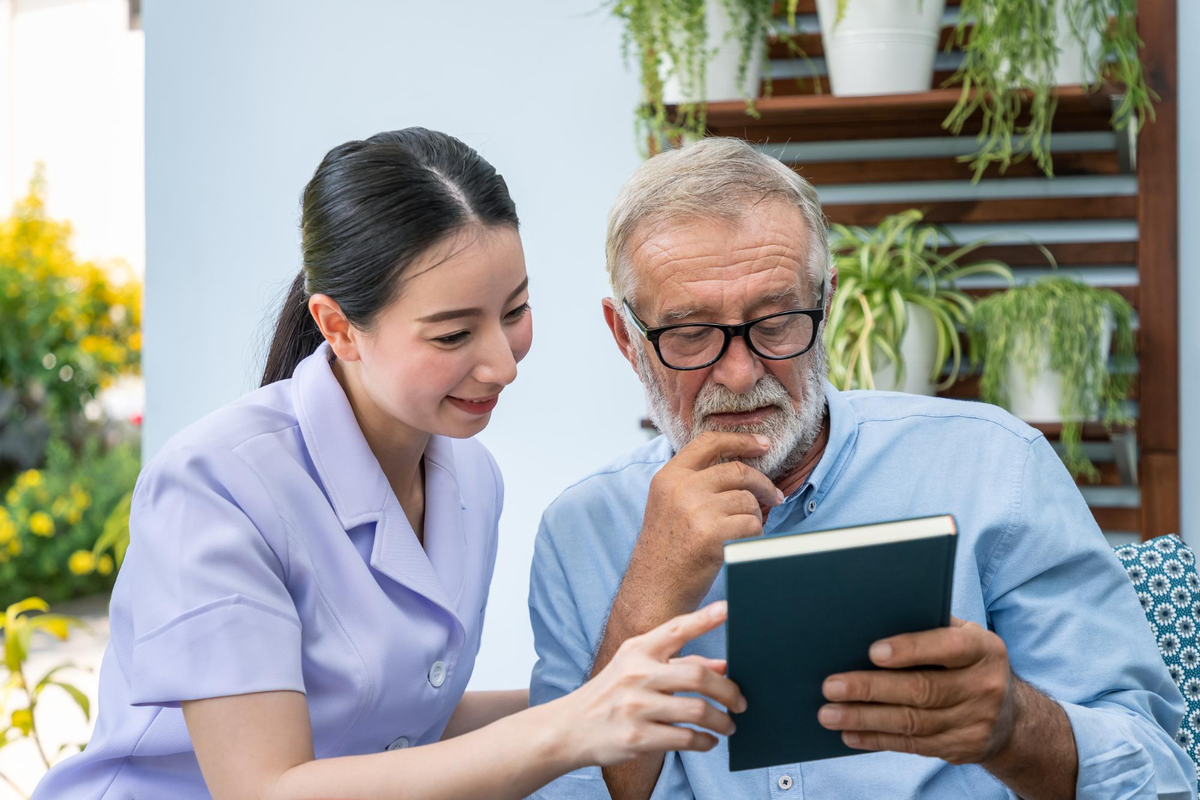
710, 335, 764, 395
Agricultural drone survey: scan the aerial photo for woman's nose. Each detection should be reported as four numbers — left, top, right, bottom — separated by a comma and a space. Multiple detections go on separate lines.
475, 328, 518, 387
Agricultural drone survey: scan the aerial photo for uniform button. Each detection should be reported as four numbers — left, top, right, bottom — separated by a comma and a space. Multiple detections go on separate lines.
429, 660, 447, 688
778, 774, 794, 790
806, 499, 817, 514
386, 736, 409, 751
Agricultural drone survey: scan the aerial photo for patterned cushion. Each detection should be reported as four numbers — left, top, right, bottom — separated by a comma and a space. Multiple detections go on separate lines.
1114, 535, 1200, 776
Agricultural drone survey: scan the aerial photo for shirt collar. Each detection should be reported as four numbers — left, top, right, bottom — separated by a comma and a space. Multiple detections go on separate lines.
778, 381, 859, 514
291, 341, 462, 529
803, 381, 858, 499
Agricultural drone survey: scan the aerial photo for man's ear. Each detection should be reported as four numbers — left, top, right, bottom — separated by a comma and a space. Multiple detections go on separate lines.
602, 298, 641, 375
827, 267, 839, 313
309, 294, 361, 362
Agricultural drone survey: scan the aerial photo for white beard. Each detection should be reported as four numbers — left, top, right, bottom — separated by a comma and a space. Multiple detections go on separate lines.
634, 339, 828, 480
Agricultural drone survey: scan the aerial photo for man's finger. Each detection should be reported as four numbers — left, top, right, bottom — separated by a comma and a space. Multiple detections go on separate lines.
707, 463, 784, 508
673, 430, 772, 471
841, 730, 938, 757
640, 601, 727, 660
822, 669, 972, 709
868, 624, 989, 670
817, 702, 958, 737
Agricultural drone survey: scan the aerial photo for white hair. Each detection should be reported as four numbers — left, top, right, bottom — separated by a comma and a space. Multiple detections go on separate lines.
605, 137, 831, 308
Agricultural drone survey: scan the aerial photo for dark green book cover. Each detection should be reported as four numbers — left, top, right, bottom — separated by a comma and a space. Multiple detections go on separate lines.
724, 515, 957, 772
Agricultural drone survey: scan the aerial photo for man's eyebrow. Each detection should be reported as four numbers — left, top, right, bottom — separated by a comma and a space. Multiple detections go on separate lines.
659, 287, 806, 322
416, 277, 529, 324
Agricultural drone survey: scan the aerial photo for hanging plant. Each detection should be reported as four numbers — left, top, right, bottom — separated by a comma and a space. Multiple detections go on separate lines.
610, 0, 783, 154
944, 0, 1156, 181
967, 276, 1135, 479
824, 209, 1013, 392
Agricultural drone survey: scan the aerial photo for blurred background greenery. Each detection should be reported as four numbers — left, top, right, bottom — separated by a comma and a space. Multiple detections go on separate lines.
0, 175, 141, 608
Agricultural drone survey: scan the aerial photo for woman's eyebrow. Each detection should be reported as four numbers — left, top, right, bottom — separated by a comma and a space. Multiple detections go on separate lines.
416, 277, 529, 323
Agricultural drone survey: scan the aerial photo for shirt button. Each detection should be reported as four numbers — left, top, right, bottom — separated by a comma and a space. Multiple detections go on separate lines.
386, 736, 409, 751
806, 499, 817, 514
429, 660, 447, 688
778, 774, 794, 791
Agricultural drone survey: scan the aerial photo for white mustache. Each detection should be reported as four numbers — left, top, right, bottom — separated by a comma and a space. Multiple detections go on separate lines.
695, 378, 791, 421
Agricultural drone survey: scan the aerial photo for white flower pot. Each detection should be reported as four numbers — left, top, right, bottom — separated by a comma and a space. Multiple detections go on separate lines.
1006, 314, 1113, 422
663, 0, 765, 104
1011, 1, 1100, 86
872, 303, 940, 396
815, 0, 947, 97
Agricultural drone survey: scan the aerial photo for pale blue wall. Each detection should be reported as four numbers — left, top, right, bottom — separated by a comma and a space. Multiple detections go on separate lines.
143, 0, 646, 689
1181, 0, 1199, 544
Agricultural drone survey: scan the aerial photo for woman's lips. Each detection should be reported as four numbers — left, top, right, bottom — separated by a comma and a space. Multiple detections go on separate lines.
447, 394, 499, 416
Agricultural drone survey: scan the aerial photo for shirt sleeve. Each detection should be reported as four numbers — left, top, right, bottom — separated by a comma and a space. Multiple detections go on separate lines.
984, 434, 1196, 798
528, 513, 696, 799
124, 445, 304, 707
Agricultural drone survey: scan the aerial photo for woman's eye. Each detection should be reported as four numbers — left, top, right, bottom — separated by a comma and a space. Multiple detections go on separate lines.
433, 331, 469, 346
505, 302, 531, 320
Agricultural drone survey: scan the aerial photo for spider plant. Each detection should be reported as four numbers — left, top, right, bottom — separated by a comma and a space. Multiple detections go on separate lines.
825, 209, 1013, 391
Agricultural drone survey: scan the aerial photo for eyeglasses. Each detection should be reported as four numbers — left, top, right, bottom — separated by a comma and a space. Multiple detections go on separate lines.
622, 291, 826, 371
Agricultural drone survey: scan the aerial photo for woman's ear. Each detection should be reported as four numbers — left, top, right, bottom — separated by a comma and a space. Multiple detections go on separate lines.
309, 294, 361, 362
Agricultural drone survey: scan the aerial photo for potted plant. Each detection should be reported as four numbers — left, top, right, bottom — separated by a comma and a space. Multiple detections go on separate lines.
967, 276, 1135, 479
610, 0, 777, 150
824, 209, 1013, 395
812, 0, 948, 96
945, 0, 1157, 181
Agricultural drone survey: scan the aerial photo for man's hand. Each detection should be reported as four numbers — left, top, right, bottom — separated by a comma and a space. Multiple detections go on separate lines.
634, 431, 785, 614
817, 617, 1078, 800
817, 617, 1017, 763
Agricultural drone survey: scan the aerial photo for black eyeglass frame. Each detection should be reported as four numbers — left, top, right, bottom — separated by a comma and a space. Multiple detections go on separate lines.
622, 290, 826, 371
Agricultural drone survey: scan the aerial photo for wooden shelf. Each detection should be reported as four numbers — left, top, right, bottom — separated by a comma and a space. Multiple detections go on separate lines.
695, 86, 1117, 143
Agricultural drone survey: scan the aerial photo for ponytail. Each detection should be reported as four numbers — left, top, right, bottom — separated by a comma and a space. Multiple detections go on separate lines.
260, 272, 325, 386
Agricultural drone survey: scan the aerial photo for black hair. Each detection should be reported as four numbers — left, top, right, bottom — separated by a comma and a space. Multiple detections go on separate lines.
261, 128, 519, 386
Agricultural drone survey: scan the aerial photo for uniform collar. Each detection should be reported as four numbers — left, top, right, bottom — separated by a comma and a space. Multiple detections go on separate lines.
291, 342, 466, 624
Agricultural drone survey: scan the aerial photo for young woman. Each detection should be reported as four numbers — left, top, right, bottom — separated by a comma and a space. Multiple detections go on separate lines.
32, 129, 746, 800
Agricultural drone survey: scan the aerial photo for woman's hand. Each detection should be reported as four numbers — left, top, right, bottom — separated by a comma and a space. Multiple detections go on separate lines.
554, 601, 745, 769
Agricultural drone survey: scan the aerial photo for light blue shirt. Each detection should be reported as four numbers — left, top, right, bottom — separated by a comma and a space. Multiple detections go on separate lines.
35, 342, 503, 799
528, 384, 1197, 799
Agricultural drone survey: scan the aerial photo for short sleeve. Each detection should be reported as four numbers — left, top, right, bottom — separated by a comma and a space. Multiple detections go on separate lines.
124, 446, 304, 707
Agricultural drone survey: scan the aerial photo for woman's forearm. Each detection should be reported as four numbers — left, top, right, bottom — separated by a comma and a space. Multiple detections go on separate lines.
268, 698, 577, 800
440, 689, 529, 740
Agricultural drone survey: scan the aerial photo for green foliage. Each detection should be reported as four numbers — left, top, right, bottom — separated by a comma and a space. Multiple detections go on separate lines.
0, 173, 142, 480
0, 597, 91, 789
610, 0, 780, 153
945, 0, 1156, 181
0, 437, 138, 609
824, 209, 1013, 391
967, 276, 1135, 479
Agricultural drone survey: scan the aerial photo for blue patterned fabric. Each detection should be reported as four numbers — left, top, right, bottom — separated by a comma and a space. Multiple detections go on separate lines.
1115, 534, 1200, 783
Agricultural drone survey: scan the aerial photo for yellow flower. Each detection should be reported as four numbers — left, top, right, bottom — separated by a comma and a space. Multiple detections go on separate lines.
11, 708, 32, 735
8, 539, 21, 556
17, 470, 42, 489
29, 512, 54, 537
128, 331, 142, 352
0, 508, 14, 544
5, 488, 18, 506
97, 555, 114, 576
68, 550, 95, 575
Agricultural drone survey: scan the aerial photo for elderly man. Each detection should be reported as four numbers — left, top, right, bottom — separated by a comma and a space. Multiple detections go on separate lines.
527, 137, 1196, 799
